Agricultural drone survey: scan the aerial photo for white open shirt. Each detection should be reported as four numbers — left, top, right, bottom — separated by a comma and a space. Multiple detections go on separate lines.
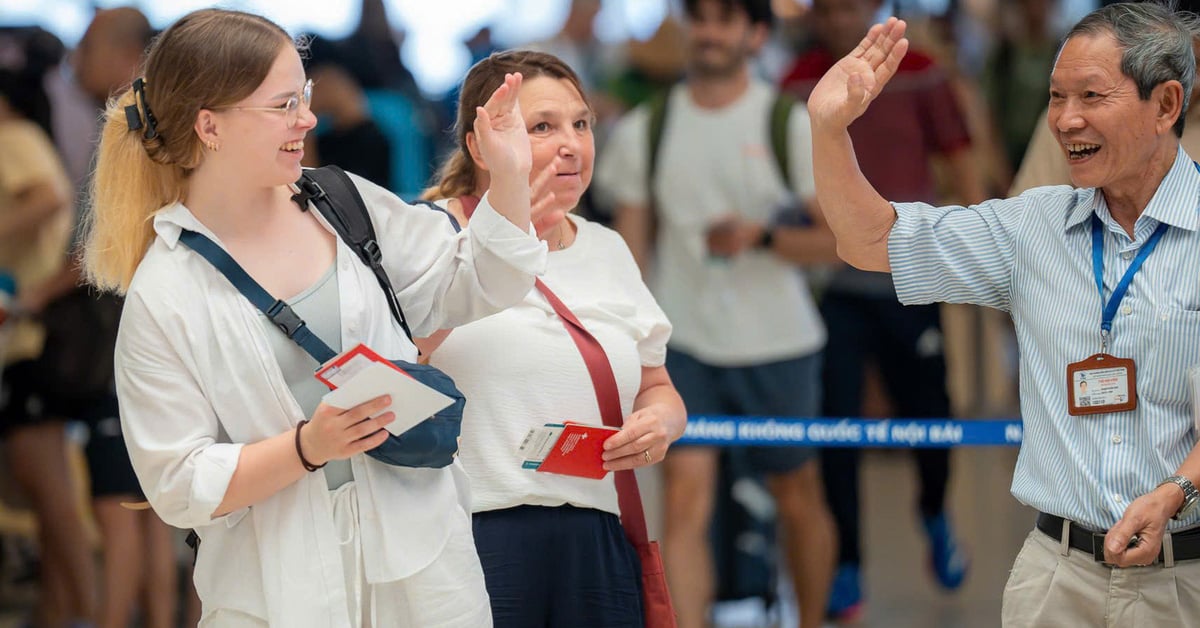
115, 174, 546, 627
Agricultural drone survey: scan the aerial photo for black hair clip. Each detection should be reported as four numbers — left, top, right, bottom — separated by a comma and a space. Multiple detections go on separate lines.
124, 103, 143, 131
130, 78, 159, 141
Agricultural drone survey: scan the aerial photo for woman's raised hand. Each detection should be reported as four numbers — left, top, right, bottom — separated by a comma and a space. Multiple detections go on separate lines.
473, 73, 533, 179
807, 17, 909, 133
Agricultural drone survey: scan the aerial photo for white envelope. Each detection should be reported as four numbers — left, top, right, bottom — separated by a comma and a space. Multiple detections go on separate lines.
322, 362, 455, 436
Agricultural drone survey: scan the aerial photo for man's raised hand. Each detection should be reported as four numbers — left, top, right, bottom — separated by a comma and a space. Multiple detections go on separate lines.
807, 17, 909, 133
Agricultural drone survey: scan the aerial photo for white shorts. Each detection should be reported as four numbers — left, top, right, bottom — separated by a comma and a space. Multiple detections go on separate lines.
200, 481, 492, 628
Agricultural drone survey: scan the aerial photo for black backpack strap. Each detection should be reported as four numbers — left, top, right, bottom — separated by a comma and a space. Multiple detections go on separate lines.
296, 166, 414, 343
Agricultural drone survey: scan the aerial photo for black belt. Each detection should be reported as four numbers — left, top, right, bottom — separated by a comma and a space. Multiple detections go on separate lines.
1036, 512, 1200, 565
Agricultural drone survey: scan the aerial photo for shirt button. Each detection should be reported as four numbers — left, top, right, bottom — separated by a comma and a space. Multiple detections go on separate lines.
1121, 251, 1133, 260
1122, 305, 1133, 316
1115, 494, 1124, 503
1112, 434, 1122, 444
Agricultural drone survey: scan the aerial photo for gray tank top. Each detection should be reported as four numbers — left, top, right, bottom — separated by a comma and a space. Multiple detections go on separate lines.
258, 264, 353, 489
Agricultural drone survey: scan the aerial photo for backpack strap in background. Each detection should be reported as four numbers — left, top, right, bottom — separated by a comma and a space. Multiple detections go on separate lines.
768, 92, 795, 193
643, 88, 673, 249
295, 166, 414, 343
645, 88, 671, 196
647, 86, 796, 204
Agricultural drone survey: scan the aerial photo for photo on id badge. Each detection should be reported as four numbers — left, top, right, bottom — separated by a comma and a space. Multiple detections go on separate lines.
1068, 356, 1136, 416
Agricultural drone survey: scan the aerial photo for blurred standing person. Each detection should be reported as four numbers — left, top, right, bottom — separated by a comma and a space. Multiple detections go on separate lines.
780, 0, 982, 620
982, 0, 1060, 178
0, 65, 93, 628
84, 8, 544, 626
418, 50, 686, 628
595, 1, 838, 626
22, 10, 187, 628
523, 0, 607, 93
301, 38, 392, 189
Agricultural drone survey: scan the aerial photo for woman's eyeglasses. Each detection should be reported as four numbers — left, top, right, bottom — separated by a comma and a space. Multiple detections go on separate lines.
210, 79, 313, 128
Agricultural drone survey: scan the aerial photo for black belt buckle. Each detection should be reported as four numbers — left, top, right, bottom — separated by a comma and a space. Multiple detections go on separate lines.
1091, 531, 1109, 563
1092, 531, 1148, 566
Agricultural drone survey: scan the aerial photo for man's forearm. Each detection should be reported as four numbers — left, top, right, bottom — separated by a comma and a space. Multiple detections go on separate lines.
811, 128, 896, 271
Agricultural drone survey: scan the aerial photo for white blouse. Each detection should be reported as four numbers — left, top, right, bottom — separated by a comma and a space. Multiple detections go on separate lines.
429, 214, 671, 516
115, 173, 546, 627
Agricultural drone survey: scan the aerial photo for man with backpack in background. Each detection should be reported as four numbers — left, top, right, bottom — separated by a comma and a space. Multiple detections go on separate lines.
594, 1, 838, 626
779, 0, 986, 621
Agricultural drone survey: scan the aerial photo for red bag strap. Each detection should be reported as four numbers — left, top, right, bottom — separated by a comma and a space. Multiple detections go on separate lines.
459, 195, 481, 219
533, 279, 650, 545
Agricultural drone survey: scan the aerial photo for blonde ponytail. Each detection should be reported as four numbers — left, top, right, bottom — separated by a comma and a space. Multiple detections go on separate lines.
83, 89, 186, 294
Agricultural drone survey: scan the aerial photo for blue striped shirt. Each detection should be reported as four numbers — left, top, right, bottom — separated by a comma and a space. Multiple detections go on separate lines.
889, 145, 1200, 531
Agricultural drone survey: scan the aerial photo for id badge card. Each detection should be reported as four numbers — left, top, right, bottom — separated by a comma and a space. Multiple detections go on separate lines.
1067, 353, 1137, 416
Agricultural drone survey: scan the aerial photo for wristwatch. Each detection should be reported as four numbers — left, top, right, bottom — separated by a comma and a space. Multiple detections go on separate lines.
1158, 475, 1200, 520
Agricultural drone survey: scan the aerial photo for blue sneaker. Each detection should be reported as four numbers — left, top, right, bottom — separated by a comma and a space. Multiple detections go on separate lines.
827, 562, 865, 623
923, 512, 969, 590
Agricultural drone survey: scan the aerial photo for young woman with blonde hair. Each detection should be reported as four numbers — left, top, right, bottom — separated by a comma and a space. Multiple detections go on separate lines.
84, 8, 546, 627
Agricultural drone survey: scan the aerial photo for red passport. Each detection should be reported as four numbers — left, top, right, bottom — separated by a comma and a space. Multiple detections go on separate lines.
534, 423, 620, 480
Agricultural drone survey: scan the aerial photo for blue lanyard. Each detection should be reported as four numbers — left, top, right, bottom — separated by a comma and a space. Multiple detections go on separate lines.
1091, 215, 1168, 351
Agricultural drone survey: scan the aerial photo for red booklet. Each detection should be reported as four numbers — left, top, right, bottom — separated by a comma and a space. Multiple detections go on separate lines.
521, 422, 620, 480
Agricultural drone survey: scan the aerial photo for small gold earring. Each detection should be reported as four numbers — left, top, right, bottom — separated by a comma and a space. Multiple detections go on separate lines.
206, 140, 219, 151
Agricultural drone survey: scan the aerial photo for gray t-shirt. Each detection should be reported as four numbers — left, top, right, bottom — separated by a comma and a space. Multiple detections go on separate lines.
257, 264, 352, 489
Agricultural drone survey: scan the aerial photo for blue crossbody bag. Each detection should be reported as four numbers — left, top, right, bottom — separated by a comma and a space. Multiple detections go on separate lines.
178, 165, 464, 469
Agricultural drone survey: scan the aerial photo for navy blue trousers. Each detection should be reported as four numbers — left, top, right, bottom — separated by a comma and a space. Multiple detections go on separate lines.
473, 504, 644, 628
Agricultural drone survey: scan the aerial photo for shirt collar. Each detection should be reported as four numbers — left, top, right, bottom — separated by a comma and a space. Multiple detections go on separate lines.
1064, 145, 1200, 233
152, 184, 330, 250
153, 202, 214, 249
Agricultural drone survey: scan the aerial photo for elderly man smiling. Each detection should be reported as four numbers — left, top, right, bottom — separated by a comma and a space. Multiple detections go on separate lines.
806, 2, 1200, 626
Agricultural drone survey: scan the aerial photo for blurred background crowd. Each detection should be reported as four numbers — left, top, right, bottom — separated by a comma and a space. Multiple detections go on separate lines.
0, 0, 1184, 626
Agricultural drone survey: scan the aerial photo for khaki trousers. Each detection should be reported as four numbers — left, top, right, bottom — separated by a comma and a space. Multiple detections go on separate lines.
1002, 528, 1200, 627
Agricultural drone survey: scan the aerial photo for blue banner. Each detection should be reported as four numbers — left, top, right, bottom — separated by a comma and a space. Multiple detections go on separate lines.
676, 417, 1023, 448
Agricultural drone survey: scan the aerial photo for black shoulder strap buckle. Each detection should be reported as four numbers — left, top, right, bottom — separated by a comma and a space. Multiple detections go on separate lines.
361, 239, 383, 266
266, 299, 306, 338
291, 177, 327, 212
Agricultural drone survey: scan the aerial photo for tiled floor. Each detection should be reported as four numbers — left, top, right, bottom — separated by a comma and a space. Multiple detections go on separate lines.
847, 446, 1031, 628
711, 445, 1031, 628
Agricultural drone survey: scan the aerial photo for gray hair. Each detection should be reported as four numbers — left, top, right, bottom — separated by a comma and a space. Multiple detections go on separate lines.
1063, 1, 1200, 137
